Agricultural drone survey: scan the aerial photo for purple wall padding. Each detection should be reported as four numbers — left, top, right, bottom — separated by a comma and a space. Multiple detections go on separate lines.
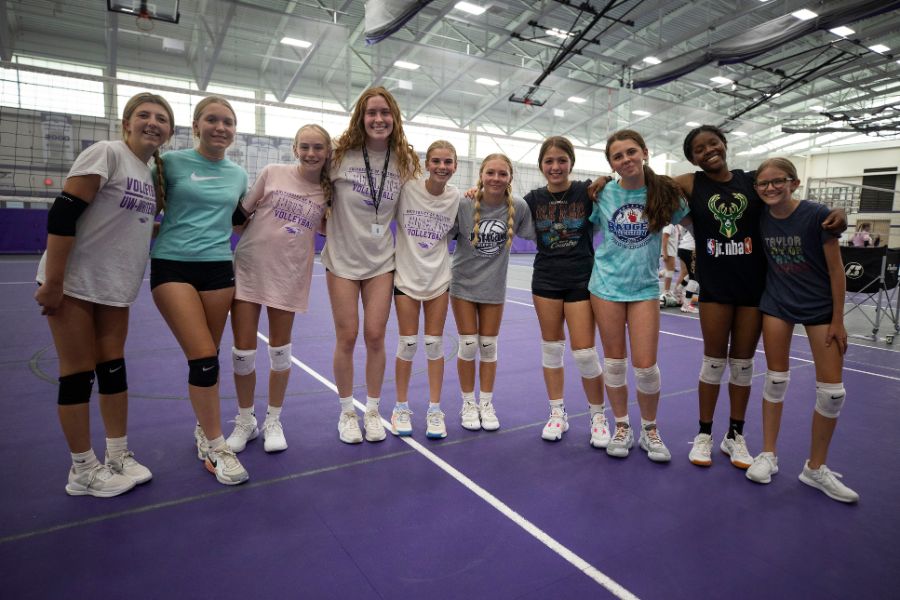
0, 209, 48, 254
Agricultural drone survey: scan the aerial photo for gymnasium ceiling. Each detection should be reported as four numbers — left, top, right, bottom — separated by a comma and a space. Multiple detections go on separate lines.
3, 0, 900, 160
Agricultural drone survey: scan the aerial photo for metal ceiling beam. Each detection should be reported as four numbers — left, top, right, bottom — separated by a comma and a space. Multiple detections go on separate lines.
0, 0, 11, 61
196, 2, 236, 91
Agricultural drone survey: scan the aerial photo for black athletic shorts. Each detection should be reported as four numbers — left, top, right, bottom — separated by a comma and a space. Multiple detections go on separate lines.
532, 287, 591, 302
150, 258, 235, 291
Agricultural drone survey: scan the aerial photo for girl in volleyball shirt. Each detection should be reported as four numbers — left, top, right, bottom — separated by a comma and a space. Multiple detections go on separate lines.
390, 140, 461, 439
225, 124, 331, 454
35, 92, 174, 497
450, 153, 534, 433
321, 87, 421, 445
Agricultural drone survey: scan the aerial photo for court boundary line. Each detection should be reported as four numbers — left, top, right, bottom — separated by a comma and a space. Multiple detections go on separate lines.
257, 331, 641, 600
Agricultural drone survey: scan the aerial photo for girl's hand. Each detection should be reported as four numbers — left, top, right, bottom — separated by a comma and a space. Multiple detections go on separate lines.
822, 208, 847, 234
825, 321, 848, 355
587, 176, 612, 201
464, 186, 477, 199
35, 282, 64, 316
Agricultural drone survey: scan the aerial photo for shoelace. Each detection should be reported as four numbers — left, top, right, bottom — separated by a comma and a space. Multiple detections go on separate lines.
214, 448, 241, 472
427, 412, 444, 427
480, 401, 496, 417
645, 428, 663, 448
461, 401, 479, 417
264, 420, 282, 436
393, 409, 412, 425
547, 408, 565, 423
612, 425, 629, 443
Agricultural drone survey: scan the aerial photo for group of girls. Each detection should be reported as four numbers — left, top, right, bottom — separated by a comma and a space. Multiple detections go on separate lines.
36, 87, 857, 503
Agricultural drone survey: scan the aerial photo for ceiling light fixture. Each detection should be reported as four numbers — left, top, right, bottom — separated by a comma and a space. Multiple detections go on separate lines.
686, 121, 701, 127
632, 109, 652, 116
394, 60, 420, 70
475, 78, 499, 86
280, 37, 312, 48
791, 9, 818, 21
869, 44, 890, 53
829, 26, 854, 37
454, 2, 486, 15
567, 96, 587, 104
710, 76, 734, 85
643, 56, 661, 65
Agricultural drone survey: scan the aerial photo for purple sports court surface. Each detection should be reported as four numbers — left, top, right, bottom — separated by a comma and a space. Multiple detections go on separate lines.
1, 255, 898, 599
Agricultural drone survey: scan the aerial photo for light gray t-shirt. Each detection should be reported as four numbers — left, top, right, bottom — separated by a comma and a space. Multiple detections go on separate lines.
37, 140, 156, 306
394, 178, 460, 301
449, 195, 534, 304
321, 148, 403, 280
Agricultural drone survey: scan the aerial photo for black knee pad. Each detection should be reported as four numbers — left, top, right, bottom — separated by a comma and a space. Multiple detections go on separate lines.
95, 358, 128, 394
58, 371, 95, 405
188, 356, 219, 387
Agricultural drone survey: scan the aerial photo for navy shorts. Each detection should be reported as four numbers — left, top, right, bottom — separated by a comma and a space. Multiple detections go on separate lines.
150, 258, 234, 291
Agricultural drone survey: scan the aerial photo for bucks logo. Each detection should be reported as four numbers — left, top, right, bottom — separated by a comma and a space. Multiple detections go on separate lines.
708, 192, 748, 238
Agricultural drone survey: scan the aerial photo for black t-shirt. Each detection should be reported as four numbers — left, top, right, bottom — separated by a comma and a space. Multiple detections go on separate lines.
524, 180, 595, 291
689, 169, 767, 306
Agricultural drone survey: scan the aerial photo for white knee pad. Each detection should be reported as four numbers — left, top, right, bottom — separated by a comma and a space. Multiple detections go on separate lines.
815, 381, 845, 418
572, 347, 602, 379
541, 340, 566, 369
728, 357, 755, 387
762, 370, 790, 403
268, 343, 292, 372
479, 335, 498, 363
699, 355, 726, 385
457, 335, 477, 361
634, 364, 661, 394
686, 279, 699, 294
231, 347, 257, 376
424, 335, 443, 361
396, 335, 418, 362
664, 270, 675, 279
603, 357, 628, 388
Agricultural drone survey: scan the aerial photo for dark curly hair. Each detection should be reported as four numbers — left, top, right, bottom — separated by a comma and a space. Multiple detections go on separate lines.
682, 125, 727, 162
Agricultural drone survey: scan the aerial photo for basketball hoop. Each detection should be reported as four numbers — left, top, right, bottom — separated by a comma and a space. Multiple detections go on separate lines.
136, 10, 155, 32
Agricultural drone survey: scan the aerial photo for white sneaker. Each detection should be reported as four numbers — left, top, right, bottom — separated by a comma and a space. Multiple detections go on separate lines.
689, 433, 713, 466
263, 418, 288, 452
606, 423, 634, 458
226, 414, 259, 453
426, 410, 447, 439
105, 450, 152, 484
799, 461, 859, 503
194, 424, 209, 461
680, 303, 699, 314
391, 406, 413, 436
479, 399, 500, 431
541, 407, 568, 441
589, 411, 611, 448
205, 446, 249, 485
720, 433, 752, 469
338, 411, 363, 444
364, 409, 387, 442
66, 463, 136, 497
746, 452, 779, 484
660, 292, 678, 308
460, 400, 481, 431
638, 425, 671, 462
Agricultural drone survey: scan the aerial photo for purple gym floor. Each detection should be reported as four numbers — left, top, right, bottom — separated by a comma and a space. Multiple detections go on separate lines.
1, 255, 898, 599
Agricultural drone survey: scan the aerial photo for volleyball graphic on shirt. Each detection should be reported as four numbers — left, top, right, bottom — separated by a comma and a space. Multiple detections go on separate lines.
472, 218, 508, 257
607, 203, 649, 249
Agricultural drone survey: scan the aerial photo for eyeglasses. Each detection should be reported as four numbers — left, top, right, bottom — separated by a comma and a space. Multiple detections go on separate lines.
754, 177, 794, 190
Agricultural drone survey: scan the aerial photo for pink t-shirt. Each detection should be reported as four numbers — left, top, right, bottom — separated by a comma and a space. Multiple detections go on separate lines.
233, 164, 326, 313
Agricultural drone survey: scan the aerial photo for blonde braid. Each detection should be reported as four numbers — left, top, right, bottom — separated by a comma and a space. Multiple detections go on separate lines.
505, 183, 515, 248
153, 150, 166, 215
472, 185, 483, 245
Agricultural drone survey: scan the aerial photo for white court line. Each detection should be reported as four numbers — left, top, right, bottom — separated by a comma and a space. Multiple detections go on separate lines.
255, 330, 640, 600
504, 299, 900, 381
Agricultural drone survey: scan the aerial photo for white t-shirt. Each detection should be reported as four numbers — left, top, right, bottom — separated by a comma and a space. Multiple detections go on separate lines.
394, 178, 460, 300
233, 164, 327, 313
677, 225, 695, 251
321, 148, 403, 280
662, 224, 678, 257
36, 141, 156, 306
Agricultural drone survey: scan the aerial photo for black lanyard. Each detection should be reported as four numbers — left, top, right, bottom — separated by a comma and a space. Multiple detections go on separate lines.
362, 146, 391, 223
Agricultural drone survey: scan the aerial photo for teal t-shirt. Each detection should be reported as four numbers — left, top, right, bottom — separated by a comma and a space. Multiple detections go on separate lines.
152, 149, 248, 261
588, 181, 689, 302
